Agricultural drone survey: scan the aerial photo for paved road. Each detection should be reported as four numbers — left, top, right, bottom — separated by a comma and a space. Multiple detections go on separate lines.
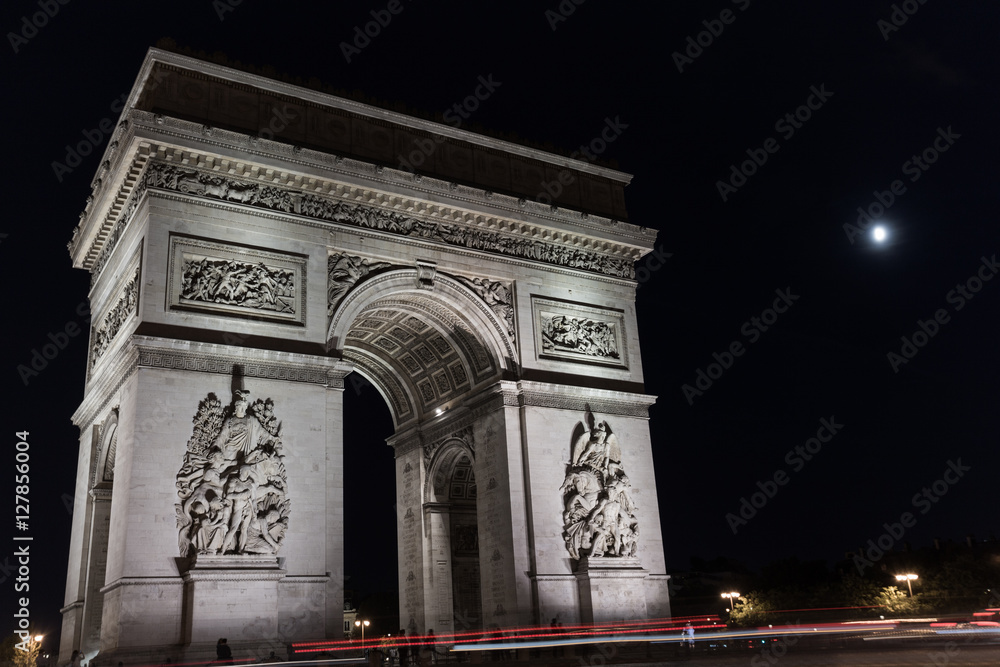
464, 642, 1000, 666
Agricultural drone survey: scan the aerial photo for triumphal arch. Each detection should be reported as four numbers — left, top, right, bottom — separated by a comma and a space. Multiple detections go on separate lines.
60, 48, 670, 663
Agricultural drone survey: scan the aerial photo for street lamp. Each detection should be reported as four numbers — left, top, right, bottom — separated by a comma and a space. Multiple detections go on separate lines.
721, 591, 741, 612
354, 619, 370, 654
896, 573, 918, 597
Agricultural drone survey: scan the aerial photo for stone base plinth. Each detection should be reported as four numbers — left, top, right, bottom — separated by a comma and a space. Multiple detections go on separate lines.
182, 555, 286, 644
575, 557, 649, 624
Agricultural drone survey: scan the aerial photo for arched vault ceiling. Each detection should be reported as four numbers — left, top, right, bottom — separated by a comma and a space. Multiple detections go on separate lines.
343, 296, 499, 426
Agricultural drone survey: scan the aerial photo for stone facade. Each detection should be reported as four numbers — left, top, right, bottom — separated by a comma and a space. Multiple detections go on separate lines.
61, 48, 669, 665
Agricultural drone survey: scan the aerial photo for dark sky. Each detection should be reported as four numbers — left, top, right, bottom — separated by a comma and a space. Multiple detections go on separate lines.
3, 0, 998, 648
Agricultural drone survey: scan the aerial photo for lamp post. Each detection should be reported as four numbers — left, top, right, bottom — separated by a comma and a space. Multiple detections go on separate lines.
895, 573, 918, 597
721, 591, 741, 612
22, 635, 44, 667
354, 619, 370, 655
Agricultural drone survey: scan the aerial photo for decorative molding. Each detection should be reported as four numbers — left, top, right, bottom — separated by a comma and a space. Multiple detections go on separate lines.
90, 408, 119, 489
519, 391, 651, 418
70, 105, 654, 259
135, 349, 332, 385
181, 571, 287, 582
75, 347, 140, 430
59, 600, 85, 614
100, 577, 186, 595
87, 152, 151, 285
168, 234, 305, 324
133, 160, 637, 279
343, 351, 414, 423
423, 424, 475, 468
531, 297, 627, 369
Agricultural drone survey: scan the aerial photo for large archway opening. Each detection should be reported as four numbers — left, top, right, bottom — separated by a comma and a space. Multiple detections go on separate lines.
331, 267, 513, 640
342, 372, 398, 637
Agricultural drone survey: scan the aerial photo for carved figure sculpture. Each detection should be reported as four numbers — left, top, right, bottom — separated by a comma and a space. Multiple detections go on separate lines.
180, 257, 295, 314
140, 162, 637, 280
560, 407, 639, 560
175, 390, 290, 557
455, 276, 515, 338
541, 315, 619, 359
327, 253, 392, 315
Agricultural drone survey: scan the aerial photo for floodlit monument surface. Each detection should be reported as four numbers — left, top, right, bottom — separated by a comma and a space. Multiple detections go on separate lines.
60, 48, 670, 664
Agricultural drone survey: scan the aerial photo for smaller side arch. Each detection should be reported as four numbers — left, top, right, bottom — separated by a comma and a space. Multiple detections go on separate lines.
424, 438, 475, 505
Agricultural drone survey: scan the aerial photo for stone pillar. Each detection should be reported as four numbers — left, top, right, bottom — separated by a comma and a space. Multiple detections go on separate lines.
475, 395, 534, 629
182, 556, 285, 644
575, 557, 649, 623
395, 439, 425, 634
59, 426, 98, 663
323, 382, 345, 640
423, 504, 454, 635
513, 381, 670, 624
79, 489, 112, 655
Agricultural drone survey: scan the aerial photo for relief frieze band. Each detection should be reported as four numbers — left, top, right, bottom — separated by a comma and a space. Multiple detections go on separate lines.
141, 161, 636, 280
90, 250, 141, 372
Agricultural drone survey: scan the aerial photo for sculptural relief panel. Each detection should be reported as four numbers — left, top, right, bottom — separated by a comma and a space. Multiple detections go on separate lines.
453, 275, 515, 342
167, 235, 306, 324
175, 389, 290, 558
90, 263, 141, 370
560, 408, 639, 561
531, 297, 628, 369
327, 253, 393, 316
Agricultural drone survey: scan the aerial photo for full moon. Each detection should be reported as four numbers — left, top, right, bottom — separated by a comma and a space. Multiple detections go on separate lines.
873, 226, 887, 242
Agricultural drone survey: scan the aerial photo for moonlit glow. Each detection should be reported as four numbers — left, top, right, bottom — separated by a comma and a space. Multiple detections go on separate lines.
873, 226, 887, 242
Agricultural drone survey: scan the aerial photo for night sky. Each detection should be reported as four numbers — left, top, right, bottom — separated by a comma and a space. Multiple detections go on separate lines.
3, 0, 998, 648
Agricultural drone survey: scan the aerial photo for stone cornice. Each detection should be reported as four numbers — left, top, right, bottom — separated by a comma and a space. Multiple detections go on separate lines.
70, 114, 657, 278
72, 335, 353, 429
130, 335, 353, 385
516, 380, 657, 418
387, 382, 512, 450
72, 343, 140, 430
136, 48, 633, 185
101, 577, 185, 595
69, 137, 151, 272
59, 600, 84, 614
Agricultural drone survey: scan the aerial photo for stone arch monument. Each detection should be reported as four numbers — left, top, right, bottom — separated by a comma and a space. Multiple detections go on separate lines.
60, 48, 670, 664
